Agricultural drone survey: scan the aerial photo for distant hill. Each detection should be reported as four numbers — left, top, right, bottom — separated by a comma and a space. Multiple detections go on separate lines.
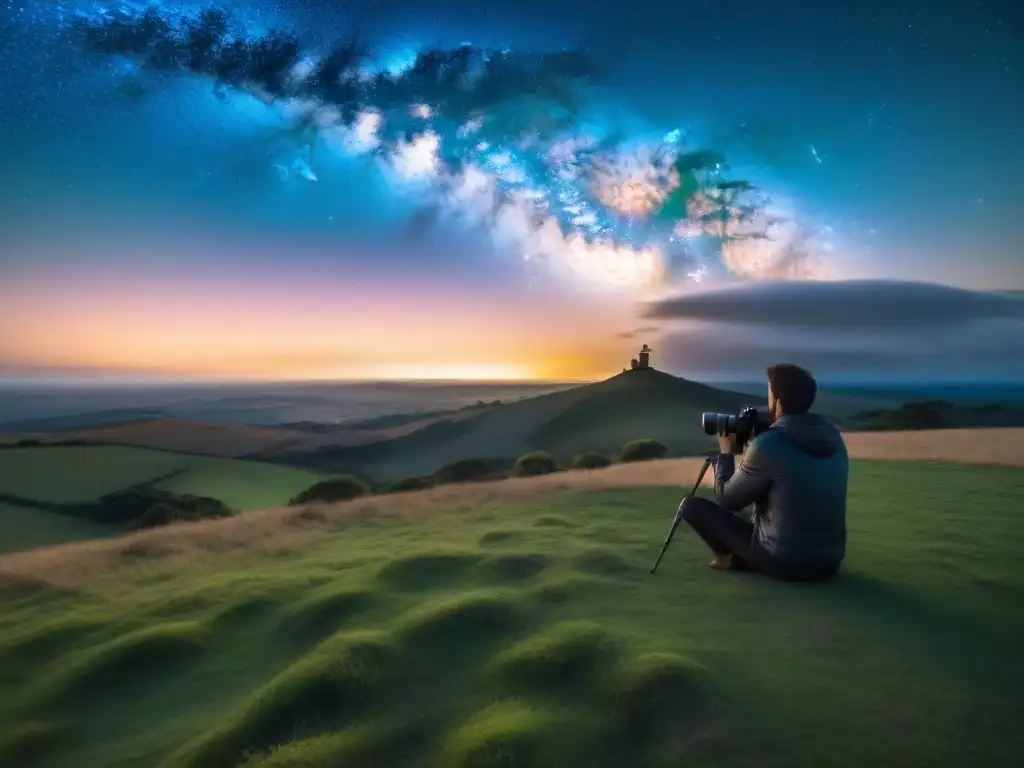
273, 369, 762, 480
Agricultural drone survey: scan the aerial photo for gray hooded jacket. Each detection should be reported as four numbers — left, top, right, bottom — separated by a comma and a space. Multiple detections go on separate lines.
713, 413, 848, 568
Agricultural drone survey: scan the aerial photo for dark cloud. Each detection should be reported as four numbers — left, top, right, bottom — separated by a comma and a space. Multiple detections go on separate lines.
644, 279, 1024, 330
657, 318, 1024, 381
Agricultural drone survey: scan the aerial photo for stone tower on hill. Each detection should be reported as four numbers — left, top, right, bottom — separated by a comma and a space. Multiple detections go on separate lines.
630, 344, 653, 371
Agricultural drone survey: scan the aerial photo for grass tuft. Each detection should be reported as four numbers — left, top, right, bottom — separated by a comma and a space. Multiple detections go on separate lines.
393, 592, 526, 650
613, 652, 708, 742
0, 614, 108, 666
533, 515, 574, 528
29, 621, 208, 705
477, 553, 550, 584
280, 587, 381, 637
570, 546, 636, 576
527, 574, 609, 606
440, 701, 558, 768
477, 529, 525, 546
176, 631, 398, 768
376, 551, 481, 589
210, 595, 284, 628
488, 620, 613, 692
0, 721, 67, 765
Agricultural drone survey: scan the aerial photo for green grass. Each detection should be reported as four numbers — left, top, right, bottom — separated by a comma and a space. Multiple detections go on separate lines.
1, 460, 1023, 767
0, 503, 109, 555
0, 445, 324, 510
0, 446, 327, 551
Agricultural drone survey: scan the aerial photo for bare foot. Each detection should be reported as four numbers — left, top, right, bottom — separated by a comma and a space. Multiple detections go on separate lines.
709, 554, 734, 571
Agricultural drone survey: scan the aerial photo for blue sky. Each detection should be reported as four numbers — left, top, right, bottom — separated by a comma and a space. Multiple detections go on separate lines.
0, 0, 1020, 382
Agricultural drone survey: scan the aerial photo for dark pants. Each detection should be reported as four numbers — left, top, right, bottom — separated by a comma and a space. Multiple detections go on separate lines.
680, 496, 838, 582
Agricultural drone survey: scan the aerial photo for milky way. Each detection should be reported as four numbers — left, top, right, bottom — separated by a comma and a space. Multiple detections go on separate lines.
50, 2, 834, 293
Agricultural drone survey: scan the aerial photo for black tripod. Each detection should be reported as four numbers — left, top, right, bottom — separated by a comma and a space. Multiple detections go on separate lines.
649, 454, 716, 574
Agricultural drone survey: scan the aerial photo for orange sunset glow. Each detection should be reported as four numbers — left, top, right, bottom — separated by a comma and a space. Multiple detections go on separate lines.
0, 257, 642, 382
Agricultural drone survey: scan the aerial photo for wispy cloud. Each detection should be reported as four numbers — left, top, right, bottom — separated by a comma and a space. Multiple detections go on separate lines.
617, 325, 661, 339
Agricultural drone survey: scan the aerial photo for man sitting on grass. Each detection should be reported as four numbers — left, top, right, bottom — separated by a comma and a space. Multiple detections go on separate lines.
680, 363, 848, 581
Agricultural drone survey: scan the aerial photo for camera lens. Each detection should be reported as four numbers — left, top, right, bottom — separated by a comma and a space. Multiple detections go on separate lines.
701, 412, 737, 436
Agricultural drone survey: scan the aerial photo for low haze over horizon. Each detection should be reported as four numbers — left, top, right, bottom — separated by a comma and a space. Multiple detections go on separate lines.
1, 1, 1021, 385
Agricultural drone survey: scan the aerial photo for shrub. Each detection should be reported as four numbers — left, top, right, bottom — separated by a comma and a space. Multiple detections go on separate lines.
134, 503, 181, 529
387, 476, 435, 493
289, 476, 370, 505
572, 452, 611, 470
620, 439, 668, 463
512, 451, 557, 477
99, 489, 233, 528
433, 458, 506, 484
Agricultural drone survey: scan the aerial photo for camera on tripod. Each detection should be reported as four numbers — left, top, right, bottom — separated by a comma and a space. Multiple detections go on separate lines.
701, 405, 770, 453
649, 405, 772, 575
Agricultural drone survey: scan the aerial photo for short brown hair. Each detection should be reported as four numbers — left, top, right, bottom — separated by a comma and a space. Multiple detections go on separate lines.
766, 363, 817, 415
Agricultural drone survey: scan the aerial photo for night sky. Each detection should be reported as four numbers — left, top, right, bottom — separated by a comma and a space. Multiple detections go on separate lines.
0, 0, 1021, 383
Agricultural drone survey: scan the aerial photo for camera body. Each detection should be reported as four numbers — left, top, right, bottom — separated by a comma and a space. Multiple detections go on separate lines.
701, 406, 771, 453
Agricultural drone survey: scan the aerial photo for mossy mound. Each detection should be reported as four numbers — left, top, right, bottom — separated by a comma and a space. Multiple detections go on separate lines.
533, 515, 575, 528
31, 621, 207, 704
0, 721, 66, 765
477, 553, 550, 584
376, 552, 481, 589
440, 701, 559, 768
527, 575, 608, 606
477, 529, 527, 546
571, 546, 636, 576
488, 620, 613, 692
613, 652, 709, 742
0, 615, 108, 666
177, 631, 398, 768
281, 587, 381, 637
210, 595, 284, 629
393, 593, 526, 651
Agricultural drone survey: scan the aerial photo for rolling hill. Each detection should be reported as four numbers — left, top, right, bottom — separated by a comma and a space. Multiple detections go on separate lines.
272, 369, 762, 480
1, 449, 1022, 768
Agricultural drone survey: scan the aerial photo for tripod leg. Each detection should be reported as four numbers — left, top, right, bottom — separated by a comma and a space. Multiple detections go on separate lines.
649, 456, 714, 575
650, 497, 687, 574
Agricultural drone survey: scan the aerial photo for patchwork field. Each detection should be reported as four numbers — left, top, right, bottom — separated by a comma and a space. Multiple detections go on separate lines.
0, 503, 108, 556
1, 458, 1022, 767
0, 446, 325, 548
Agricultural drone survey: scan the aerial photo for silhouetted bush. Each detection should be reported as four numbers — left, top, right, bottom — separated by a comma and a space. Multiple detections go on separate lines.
855, 401, 954, 431
387, 476, 435, 493
134, 502, 183, 529
433, 458, 507, 484
289, 475, 370, 505
573, 451, 611, 470
620, 439, 668, 462
512, 450, 557, 477
98, 489, 234, 529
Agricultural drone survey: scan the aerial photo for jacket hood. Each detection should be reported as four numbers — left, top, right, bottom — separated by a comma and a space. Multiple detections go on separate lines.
769, 413, 843, 457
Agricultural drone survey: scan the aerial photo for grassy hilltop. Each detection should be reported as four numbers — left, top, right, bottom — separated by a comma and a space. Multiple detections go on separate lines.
1, 458, 1022, 768
274, 369, 760, 480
